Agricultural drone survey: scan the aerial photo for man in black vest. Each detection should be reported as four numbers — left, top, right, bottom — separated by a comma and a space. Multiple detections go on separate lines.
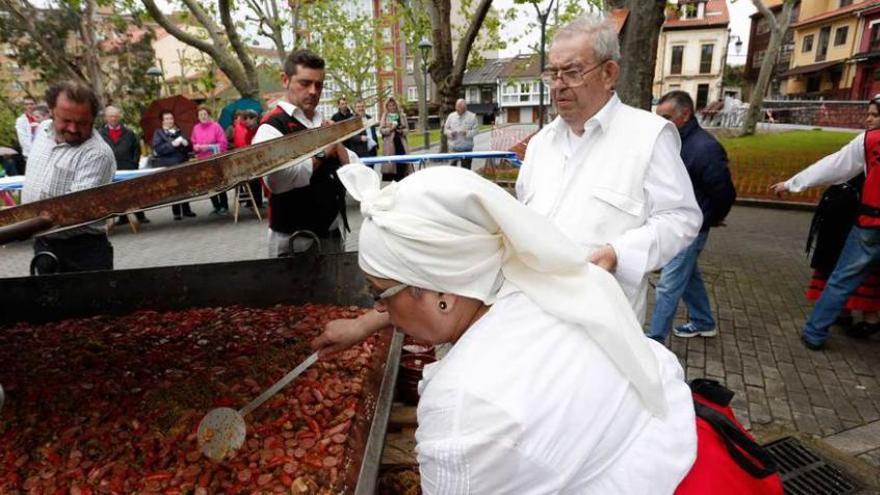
254, 49, 355, 257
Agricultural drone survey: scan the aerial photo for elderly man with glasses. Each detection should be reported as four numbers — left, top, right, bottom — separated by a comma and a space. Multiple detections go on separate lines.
515, 14, 702, 323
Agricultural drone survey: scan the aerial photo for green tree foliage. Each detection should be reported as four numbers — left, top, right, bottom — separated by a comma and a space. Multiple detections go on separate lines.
0, 0, 159, 127
299, 0, 389, 104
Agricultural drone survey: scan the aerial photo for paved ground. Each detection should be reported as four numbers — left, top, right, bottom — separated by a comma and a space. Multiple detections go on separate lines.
4, 151, 880, 486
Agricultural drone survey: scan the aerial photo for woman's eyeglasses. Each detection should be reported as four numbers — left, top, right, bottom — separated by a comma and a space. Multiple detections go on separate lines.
370, 283, 409, 302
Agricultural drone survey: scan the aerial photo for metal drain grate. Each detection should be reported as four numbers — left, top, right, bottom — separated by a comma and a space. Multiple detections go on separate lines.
764, 436, 859, 495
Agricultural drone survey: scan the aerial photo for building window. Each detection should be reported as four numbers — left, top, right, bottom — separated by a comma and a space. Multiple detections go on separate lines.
500, 80, 547, 105
466, 87, 480, 103
834, 26, 848, 46
670, 45, 684, 75
699, 44, 714, 74
871, 23, 880, 51
802, 34, 814, 52
752, 49, 765, 68
407, 86, 417, 101
840, 0, 853, 6
406, 56, 414, 74
696, 83, 709, 110
816, 26, 831, 62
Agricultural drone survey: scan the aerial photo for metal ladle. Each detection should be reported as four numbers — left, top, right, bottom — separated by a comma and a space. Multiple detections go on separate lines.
197, 352, 319, 461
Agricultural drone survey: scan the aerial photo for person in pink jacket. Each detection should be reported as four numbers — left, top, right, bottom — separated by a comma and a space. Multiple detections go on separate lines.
191, 107, 230, 214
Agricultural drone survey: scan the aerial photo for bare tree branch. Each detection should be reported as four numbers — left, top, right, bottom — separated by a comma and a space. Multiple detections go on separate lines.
451, 0, 492, 86
178, 0, 227, 48
218, 0, 257, 89
141, 0, 216, 54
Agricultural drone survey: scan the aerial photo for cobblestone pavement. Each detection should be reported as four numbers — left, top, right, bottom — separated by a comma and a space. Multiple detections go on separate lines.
3, 193, 880, 480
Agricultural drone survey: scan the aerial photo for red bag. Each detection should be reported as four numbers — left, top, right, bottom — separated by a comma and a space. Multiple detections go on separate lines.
675, 380, 784, 495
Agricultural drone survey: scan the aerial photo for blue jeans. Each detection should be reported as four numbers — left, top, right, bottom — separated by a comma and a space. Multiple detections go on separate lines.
647, 230, 714, 342
804, 226, 880, 344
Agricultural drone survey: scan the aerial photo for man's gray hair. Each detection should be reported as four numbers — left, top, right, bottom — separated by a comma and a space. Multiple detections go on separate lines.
104, 105, 122, 116
553, 14, 621, 63
658, 90, 695, 116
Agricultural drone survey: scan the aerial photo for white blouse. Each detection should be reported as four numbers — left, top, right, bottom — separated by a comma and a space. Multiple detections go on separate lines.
415, 291, 697, 494
784, 132, 866, 192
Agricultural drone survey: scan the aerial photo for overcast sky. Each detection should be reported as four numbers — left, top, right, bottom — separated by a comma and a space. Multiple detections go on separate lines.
495, 0, 756, 66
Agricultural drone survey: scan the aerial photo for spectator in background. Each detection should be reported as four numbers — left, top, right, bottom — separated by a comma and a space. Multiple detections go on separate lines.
191, 107, 229, 215
98, 105, 148, 225
443, 98, 479, 169
331, 96, 354, 122
15, 96, 39, 170
230, 109, 264, 207
344, 98, 378, 159
379, 96, 409, 181
151, 110, 195, 221
647, 90, 736, 343
22, 81, 116, 273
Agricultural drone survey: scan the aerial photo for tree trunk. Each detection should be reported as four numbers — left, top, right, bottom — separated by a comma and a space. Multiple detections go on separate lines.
142, 0, 260, 100
741, 0, 795, 136
80, 0, 106, 106
427, 0, 493, 152
413, 46, 427, 133
606, 0, 666, 110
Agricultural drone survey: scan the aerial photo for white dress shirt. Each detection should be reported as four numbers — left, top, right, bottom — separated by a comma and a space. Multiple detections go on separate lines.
22, 121, 116, 238
784, 132, 865, 192
253, 100, 358, 256
15, 113, 37, 158
416, 291, 697, 494
516, 94, 702, 319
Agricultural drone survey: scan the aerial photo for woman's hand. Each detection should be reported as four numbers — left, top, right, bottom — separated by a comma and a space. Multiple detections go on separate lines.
311, 318, 373, 355
310, 310, 391, 356
770, 182, 789, 197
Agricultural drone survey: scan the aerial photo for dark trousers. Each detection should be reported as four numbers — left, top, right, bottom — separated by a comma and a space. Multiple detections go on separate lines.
210, 191, 229, 211
172, 202, 194, 217
454, 158, 473, 170
33, 233, 113, 274
248, 179, 264, 206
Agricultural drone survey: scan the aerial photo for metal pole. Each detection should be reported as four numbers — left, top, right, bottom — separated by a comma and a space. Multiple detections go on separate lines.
423, 61, 430, 150
535, 0, 553, 129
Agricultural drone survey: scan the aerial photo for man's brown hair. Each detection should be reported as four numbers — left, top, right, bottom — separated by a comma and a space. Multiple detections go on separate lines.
283, 49, 325, 78
45, 80, 100, 118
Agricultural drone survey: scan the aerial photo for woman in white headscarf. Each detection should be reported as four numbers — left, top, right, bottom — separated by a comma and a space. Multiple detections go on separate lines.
315, 165, 697, 494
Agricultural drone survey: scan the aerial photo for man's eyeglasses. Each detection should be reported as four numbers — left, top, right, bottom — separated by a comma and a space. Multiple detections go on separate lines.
540, 59, 609, 88
370, 283, 409, 303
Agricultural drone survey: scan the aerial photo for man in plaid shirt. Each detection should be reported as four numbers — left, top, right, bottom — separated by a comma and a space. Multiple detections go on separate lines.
22, 81, 116, 273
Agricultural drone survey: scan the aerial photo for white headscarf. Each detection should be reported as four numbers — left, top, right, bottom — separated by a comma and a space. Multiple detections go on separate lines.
338, 164, 668, 417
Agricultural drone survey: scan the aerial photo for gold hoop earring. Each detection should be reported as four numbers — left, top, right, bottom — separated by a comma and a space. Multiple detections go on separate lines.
439, 301, 447, 310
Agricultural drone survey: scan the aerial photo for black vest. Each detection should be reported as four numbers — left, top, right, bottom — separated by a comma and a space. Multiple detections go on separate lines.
262, 108, 348, 236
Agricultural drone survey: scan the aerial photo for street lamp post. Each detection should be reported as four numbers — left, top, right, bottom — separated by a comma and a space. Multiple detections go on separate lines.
418, 37, 433, 150
146, 66, 164, 100
533, 0, 555, 129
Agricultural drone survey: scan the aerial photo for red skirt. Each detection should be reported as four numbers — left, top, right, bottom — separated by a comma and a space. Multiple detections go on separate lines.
806, 270, 880, 312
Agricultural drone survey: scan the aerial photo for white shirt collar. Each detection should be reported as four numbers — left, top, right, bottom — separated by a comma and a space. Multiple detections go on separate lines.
550, 92, 620, 138
277, 99, 323, 127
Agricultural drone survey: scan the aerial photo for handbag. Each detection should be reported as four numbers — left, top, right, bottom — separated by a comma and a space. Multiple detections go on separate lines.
675, 379, 783, 495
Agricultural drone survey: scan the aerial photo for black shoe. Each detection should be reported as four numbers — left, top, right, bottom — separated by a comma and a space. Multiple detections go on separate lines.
834, 314, 854, 329
115, 216, 129, 226
846, 321, 880, 339
801, 335, 825, 351
173, 215, 182, 221
137, 214, 150, 224
183, 211, 197, 218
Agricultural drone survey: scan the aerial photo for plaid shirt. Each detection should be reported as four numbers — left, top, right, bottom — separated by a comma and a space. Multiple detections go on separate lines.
22, 121, 116, 237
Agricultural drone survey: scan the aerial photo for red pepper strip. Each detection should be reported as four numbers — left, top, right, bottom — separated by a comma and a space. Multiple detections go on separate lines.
266, 455, 292, 470
307, 419, 321, 435
144, 471, 173, 481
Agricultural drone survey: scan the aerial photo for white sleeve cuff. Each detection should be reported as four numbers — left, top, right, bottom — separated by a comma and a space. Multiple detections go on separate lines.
609, 239, 648, 300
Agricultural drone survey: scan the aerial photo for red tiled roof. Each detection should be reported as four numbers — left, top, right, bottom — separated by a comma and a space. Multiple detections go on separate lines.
791, 0, 877, 28
664, 0, 730, 29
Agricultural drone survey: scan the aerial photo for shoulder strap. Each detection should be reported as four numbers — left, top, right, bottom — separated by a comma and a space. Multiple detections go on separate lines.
694, 400, 778, 479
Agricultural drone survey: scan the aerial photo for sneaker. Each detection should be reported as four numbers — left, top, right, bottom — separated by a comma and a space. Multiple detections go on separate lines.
183, 211, 197, 218
139, 216, 151, 224
673, 322, 717, 338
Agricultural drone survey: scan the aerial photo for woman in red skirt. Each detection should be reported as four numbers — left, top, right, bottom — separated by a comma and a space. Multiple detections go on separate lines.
806, 98, 880, 337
